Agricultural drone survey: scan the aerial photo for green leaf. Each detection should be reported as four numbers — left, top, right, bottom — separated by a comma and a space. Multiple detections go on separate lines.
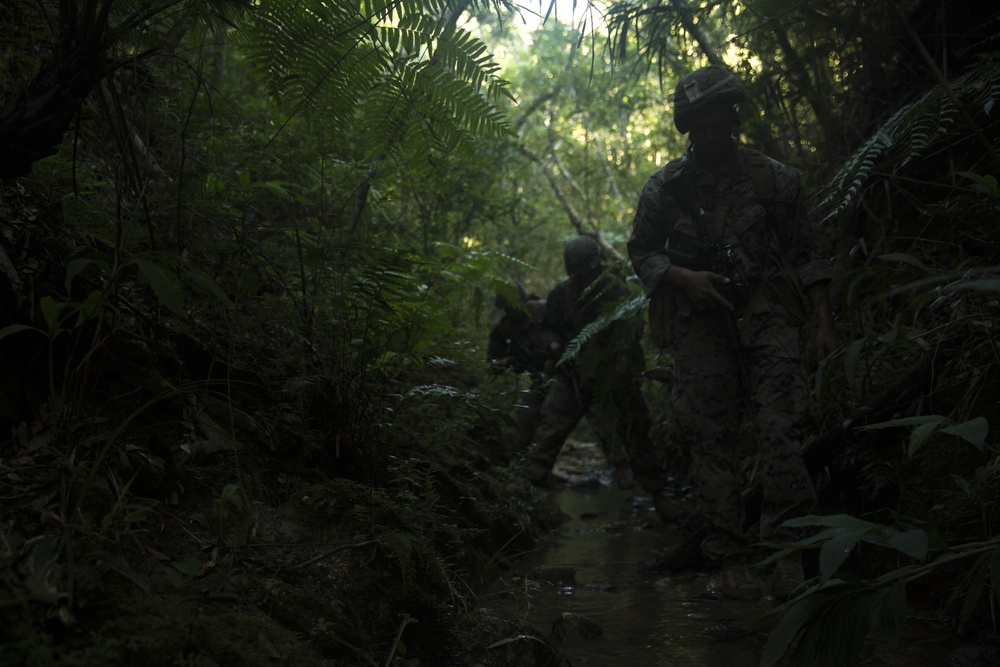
858, 414, 947, 431
940, 417, 989, 450
783, 514, 877, 531
133, 257, 185, 317
958, 553, 990, 633
942, 279, 1000, 293
871, 580, 907, 646
40, 295, 63, 331
885, 529, 928, 561
909, 420, 941, 457
878, 252, 927, 270
760, 594, 823, 667
171, 557, 203, 577
75, 290, 106, 326
818, 528, 867, 584
65, 258, 97, 293
842, 337, 865, 389
0, 323, 43, 341
186, 270, 234, 308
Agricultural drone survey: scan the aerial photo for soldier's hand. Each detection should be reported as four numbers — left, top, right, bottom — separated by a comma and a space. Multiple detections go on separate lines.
667, 266, 733, 311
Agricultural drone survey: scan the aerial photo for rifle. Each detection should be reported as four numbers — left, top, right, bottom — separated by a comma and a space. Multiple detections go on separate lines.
660, 172, 757, 411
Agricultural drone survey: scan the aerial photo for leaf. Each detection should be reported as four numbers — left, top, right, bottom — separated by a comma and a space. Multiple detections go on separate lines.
941, 279, 1000, 293
760, 593, 824, 667
885, 529, 929, 561
958, 553, 991, 633
0, 323, 43, 341
65, 258, 96, 293
871, 580, 907, 646
878, 252, 927, 270
940, 417, 989, 450
818, 528, 867, 584
783, 514, 877, 531
171, 557, 203, 577
40, 295, 63, 331
132, 257, 185, 317
857, 414, 947, 431
186, 270, 234, 308
74, 290, 106, 326
842, 337, 865, 389
909, 420, 942, 457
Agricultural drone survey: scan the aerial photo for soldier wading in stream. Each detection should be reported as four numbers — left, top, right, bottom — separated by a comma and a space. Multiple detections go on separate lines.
628, 65, 839, 601
520, 235, 666, 496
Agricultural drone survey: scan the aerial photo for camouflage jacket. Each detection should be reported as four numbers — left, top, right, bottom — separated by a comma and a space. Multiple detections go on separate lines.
627, 146, 832, 344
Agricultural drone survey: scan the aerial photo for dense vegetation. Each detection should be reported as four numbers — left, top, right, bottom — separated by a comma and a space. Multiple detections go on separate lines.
1, 0, 999, 665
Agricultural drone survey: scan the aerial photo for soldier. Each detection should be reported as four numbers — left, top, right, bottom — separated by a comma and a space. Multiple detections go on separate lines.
627, 65, 839, 601
521, 236, 664, 494
487, 286, 549, 460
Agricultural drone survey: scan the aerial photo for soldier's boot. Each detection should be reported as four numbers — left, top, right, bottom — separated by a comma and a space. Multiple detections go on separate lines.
772, 552, 806, 601
721, 556, 761, 601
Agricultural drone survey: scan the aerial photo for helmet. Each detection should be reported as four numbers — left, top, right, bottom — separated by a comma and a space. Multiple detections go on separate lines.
563, 236, 603, 277
672, 65, 748, 134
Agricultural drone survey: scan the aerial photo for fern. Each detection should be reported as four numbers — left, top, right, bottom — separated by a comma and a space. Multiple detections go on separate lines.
560, 287, 646, 363
813, 52, 1000, 225
233, 0, 514, 162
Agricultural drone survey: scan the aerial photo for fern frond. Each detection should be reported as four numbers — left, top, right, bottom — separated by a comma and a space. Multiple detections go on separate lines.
561, 291, 646, 362
814, 53, 1000, 225
232, 0, 512, 159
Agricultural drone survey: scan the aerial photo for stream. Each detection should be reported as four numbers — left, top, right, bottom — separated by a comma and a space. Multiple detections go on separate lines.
481, 439, 962, 667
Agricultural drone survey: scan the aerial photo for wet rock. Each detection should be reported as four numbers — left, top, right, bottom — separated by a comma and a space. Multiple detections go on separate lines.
550, 611, 603, 643
529, 565, 576, 586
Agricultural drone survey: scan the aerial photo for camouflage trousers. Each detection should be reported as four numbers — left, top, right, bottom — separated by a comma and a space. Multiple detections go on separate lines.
521, 371, 665, 493
668, 307, 816, 562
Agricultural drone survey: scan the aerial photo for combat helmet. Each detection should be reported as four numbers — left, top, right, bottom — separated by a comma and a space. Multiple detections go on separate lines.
563, 236, 604, 278
672, 65, 748, 134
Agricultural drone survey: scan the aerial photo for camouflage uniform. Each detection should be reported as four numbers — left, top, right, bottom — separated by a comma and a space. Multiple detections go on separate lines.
487, 298, 549, 458
628, 145, 831, 561
522, 272, 660, 491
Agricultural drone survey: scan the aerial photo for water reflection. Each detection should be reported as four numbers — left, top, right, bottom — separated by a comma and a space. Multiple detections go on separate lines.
482, 470, 960, 667
484, 483, 769, 666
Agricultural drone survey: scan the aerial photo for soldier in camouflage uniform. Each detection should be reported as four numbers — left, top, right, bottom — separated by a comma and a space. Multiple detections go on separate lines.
521, 236, 664, 494
627, 66, 839, 600
487, 288, 549, 460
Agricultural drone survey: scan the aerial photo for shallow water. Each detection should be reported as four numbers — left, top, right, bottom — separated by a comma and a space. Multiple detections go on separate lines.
483, 481, 768, 666
481, 441, 960, 667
